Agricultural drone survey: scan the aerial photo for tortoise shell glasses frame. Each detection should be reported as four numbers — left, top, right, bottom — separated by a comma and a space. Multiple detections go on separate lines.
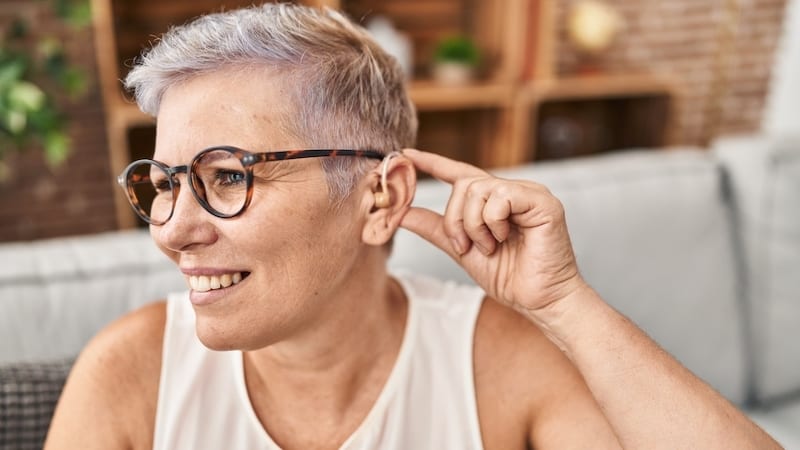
117, 146, 384, 226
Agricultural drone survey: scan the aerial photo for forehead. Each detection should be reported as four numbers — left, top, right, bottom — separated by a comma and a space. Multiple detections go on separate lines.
153, 68, 299, 163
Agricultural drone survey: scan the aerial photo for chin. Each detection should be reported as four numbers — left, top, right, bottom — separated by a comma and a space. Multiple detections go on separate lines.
193, 316, 282, 352
193, 317, 247, 351
195, 327, 241, 351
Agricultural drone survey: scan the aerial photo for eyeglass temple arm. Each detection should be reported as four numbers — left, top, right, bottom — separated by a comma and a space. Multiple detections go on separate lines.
247, 149, 384, 164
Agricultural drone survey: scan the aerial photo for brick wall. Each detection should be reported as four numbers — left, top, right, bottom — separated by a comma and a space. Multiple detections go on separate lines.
554, 0, 788, 145
0, 1, 117, 242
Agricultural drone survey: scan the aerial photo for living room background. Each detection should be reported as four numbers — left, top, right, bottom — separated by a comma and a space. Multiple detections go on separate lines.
0, 0, 792, 242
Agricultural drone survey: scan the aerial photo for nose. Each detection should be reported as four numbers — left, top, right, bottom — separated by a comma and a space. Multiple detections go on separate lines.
152, 176, 218, 252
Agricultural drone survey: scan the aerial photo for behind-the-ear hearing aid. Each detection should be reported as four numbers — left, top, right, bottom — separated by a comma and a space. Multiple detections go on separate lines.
374, 151, 401, 208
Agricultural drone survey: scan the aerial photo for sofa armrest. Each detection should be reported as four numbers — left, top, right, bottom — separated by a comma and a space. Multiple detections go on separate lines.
715, 134, 800, 403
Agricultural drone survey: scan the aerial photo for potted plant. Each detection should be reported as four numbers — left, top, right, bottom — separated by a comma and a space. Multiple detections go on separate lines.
432, 35, 481, 85
0, 0, 90, 179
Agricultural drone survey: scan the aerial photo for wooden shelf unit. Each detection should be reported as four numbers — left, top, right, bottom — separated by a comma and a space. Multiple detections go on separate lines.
522, 74, 679, 161
91, 0, 675, 228
409, 81, 514, 111
529, 74, 678, 102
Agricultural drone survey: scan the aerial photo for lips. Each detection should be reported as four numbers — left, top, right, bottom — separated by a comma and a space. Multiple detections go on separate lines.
188, 272, 246, 292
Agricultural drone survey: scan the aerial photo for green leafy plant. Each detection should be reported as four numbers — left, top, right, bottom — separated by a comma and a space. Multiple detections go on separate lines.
433, 35, 481, 67
0, 0, 91, 167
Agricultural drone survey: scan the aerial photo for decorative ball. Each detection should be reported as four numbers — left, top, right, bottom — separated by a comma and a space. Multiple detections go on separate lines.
567, 1, 623, 54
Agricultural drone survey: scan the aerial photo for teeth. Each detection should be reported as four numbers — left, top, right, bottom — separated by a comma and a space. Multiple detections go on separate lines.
198, 276, 209, 291
189, 272, 245, 292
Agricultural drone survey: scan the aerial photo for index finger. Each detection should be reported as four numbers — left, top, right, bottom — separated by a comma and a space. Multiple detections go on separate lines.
402, 149, 487, 185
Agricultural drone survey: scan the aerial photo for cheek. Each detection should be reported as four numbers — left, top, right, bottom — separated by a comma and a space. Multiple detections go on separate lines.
255, 180, 358, 242
260, 197, 362, 281
277, 207, 357, 266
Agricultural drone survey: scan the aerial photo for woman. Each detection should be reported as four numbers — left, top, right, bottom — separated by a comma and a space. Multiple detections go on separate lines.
46, 4, 779, 449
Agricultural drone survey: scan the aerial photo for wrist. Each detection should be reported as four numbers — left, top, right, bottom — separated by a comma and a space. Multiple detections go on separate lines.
522, 280, 608, 353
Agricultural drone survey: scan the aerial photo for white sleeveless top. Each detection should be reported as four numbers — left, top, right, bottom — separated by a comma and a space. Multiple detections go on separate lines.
153, 272, 486, 449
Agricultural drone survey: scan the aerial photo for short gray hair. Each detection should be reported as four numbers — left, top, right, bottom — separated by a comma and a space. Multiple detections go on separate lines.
125, 3, 417, 203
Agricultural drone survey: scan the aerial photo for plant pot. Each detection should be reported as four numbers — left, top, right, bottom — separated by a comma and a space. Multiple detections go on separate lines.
432, 62, 476, 86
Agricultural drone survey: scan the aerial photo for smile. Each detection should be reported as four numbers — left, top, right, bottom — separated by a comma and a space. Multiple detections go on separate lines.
188, 272, 247, 292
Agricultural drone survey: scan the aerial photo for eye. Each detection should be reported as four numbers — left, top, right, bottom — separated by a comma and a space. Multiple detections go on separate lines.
215, 169, 246, 186
152, 178, 171, 194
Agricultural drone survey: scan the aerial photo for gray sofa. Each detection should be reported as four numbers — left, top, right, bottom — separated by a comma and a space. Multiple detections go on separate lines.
1, 134, 798, 448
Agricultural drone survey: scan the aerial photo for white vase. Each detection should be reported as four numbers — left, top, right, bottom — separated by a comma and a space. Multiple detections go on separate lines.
432, 62, 475, 85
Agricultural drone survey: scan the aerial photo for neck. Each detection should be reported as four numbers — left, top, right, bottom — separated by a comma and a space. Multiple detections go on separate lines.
243, 251, 408, 416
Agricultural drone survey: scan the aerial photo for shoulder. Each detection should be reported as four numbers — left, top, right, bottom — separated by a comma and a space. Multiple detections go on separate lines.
45, 301, 167, 450
473, 298, 619, 449
473, 298, 559, 424
474, 299, 571, 380
85, 300, 167, 391
80, 300, 167, 395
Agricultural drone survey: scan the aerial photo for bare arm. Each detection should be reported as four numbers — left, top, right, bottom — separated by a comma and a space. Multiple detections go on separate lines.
531, 287, 781, 449
398, 149, 781, 449
474, 300, 621, 449
45, 302, 165, 450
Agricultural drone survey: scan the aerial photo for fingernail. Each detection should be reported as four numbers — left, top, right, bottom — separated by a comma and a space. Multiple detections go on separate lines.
475, 242, 490, 256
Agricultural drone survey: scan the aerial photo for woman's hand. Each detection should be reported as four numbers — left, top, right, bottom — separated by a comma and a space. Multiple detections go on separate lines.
399, 149, 588, 317
400, 149, 785, 450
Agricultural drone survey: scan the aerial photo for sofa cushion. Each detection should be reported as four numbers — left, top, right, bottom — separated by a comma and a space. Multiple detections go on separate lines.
0, 359, 72, 449
0, 230, 185, 364
715, 134, 800, 403
390, 148, 748, 404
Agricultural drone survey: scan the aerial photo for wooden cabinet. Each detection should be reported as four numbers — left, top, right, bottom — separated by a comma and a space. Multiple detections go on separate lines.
92, 0, 674, 228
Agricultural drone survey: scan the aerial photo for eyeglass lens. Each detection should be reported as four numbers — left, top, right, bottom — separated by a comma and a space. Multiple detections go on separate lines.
125, 149, 250, 224
125, 162, 172, 224
191, 149, 249, 217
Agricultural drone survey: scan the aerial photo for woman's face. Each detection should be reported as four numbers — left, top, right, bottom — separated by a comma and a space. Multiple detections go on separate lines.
151, 69, 374, 350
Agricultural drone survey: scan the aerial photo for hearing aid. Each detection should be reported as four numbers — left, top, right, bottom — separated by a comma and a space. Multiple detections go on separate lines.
374, 151, 402, 208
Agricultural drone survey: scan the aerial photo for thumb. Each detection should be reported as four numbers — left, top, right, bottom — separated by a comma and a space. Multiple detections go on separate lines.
400, 207, 460, 260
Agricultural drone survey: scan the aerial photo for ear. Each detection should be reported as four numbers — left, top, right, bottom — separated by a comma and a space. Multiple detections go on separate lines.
361, 154, 416, 246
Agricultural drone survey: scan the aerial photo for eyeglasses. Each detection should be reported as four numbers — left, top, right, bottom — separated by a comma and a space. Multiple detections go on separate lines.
117, 146, 384, 225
